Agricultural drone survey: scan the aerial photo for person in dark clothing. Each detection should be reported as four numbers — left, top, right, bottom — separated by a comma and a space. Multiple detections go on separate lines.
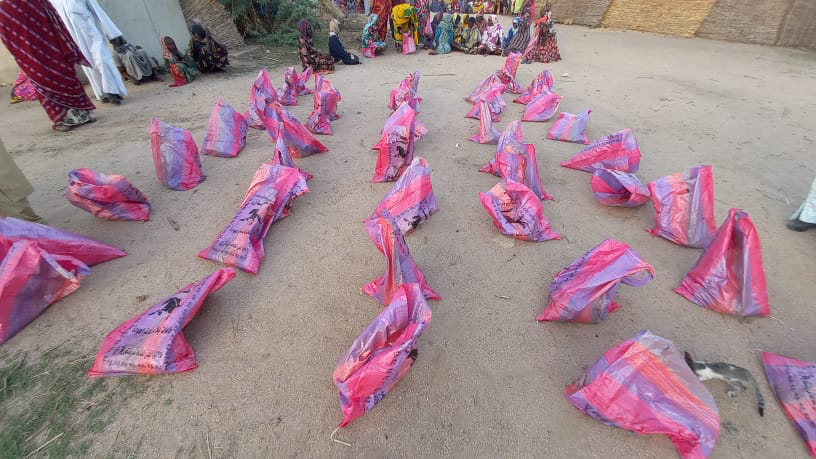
328, 19, 360, 65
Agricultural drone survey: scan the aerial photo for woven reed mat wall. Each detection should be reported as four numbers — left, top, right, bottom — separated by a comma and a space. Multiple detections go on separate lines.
696, 0, 790, 45
601, 0, 716, 37
777, 0, 816, 48
551, 0, 612, 26
179, 0, 245, 49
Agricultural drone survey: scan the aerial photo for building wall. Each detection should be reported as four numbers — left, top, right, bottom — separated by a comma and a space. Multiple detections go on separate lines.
777, 0, 816, 49
601, 0, 717, 38
178, 0, 245, 50
696, 0, 789, 45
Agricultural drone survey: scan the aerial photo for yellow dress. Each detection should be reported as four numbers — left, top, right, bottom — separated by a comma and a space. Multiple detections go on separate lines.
391, 4, 419, 44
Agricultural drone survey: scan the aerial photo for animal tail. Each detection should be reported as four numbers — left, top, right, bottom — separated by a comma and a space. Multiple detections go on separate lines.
748, 373, 765, 417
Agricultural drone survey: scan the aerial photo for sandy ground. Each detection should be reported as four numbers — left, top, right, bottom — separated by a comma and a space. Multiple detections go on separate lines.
2, 21, 816, 458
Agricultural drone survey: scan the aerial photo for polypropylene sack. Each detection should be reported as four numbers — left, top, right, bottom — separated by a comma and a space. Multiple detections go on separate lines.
761, 351, 816, 457
479, 180, 560, 242
372, 101, 417, 182
306, 75, 341, 135
88, 268, 236, 376
503, 52, 521, 80
465, 82, 506, 121
0, 240, 89, 345
370, 157, 438, 236
514, 70, 554, 105
402, 32, 417, 54
536, 239, 654, 323
263, 101, 329, 158
647, 165, 716, 248
198, 164, 309, 274
362, 215, 440, 305
497, 53, 523, 93
203, 97, 248, 158
674, 208, 770, 317
547, 108, 591, 144
333, 282, 431, 427
66, 168, 151, 221
390, 71, 421, 110
590, 169, 651, 208
150, 118, 205, 191
0, 217, 125, 266
522, 90, 562, 122
561, 128, 641, 173
316, 74, 341, 120
481, 144, 553, 201
246, 68, 279, 130
278, 66, 313, 106
468, 97, 500, 145
296, 67, 314, 95
269, 134, 313, 181
565, 330, 720, 458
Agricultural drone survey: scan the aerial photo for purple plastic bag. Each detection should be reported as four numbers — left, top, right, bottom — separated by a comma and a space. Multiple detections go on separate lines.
590, 169, 651, 207
203, 97, 248, 158
522, 90, 562, 122
263, 101, 329, 158
150, 118, 205, 190
479, 180, 560, 242
370, 157, 438, 236
647, 165, 717, 248
562, 128, 641, 173
547, 109, 592, 144
514, 70, 554, 105
468, 97, 501, 145
0, 217, 125, 266
66, 168, 151, 221
246, 68, 279, 130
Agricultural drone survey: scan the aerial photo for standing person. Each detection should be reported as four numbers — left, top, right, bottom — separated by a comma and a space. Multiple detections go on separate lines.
361, 13, 387, 55
519, 0, 535, 19
370, 0, 393, 42
364, 0, 372, 15
413, 0, 432, 48
0, 139, 43, 223
502, 13, 530, 56
788, 178, 816, 232
0, 0, 96, 131
162, 36, 196, 87
430, 12, 453, 54
297, 20, 335, 74
328, 19, 360, 65
50, 0, 127, 105
189, 22, 229, 73
523, 4, 560, 63
391, 4, 418, 51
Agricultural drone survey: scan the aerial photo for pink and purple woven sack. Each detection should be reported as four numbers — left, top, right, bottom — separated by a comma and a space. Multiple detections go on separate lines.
522, 91, 562, 122
372, 101, 417, 182
590, 169, 650, 208
465, 82, 506, 121
647, 165, 717, 248
66, 168, 151, 221
561, 128, 641, 173
762, 351, 816, 457
514, 70, 554, 105
468, 97, 500, 145
278, 66, 313, 106
370, 157, 438, 236
246, 68, 278, 130
547, 108, 592, 144
150, 118, 205, 191
390, 71, 422, 110
306, 75, 342, 135
480, 180, 560, 242
263, 101, 329, 158
203, 97, 248, 158
0, 217, 125, 266
481, 129, 553, 202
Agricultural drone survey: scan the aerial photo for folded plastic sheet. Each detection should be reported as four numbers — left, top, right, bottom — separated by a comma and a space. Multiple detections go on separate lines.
203, 97, 248, 157
372, 101, 417, 182
198, 164, 309, 274
547, 109, 592, 144
246, 68, 279, 130
334, 283, 431, 427
88, 268, 236, 376
565, 330, 720, 458
0, 240, 89, 345
66, 168, 151, 221
647, 165, 716, 248
537, 239, 654, 323
263, 101, 329, 158
306, 74, 342, 135
522, 90, 562, 122
481, 145, 553, 201
389, 71, 422, 110
514, 70, 554, 105
0, 217, 125, 266
675, 208, 770, 317
480, 180, 560, 242
590, 169, 650, 208
468, 97, 501, 145
370, 157, 438, 236
761, 352, 816, 457
362, 215, 440, 305
561, 128, 641, 173
465, 82, 506, 121
149, 118, 205, 190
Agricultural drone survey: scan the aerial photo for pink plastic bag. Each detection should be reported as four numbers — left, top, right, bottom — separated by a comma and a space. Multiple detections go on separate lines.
547, 109, 591, 144
263, 101, 329, 158
0, 217, 125, 266
590, 169, 650, 207
480, 180, 560, 242
675, 208, 770, 317
246, 68, 279, 130
514, 70, 554, 105
762, 351, 816, 457
198, 164, 309, 274
372, 101, 417, 182
537, 239, 654, 323
468, 97, 501, 145
566, 330, 720, 458
562, 128, 641, 173
203, 97, 248, 158
306, 75, 341, 135
88, 268, 236, 376
362, 215, 440, 305
521, 91, 562, 122
0, 240, 88, 345
150, 118, 205, 191
647, 165, 716, 248
402, 32, 417, 54
334, 283, 431, 427
362, 46, 377, 58
370, 157, 438, 236
390, 71, 422, 111
66, 168, 151, 221
465, 82, 506, 121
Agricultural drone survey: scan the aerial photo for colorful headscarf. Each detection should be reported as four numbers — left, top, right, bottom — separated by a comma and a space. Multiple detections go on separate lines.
362, 13, 379, 48
298, 19, 313, 40
162, 36, 182, 61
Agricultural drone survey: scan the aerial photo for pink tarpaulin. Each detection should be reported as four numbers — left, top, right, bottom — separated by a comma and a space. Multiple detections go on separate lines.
675, 208, 770, 317
522, 91, 562, 122
263, 101, 329, 158
372, 101, 418, 182
88, 268, 236, 376
561, 129, 641, 173
479, 180, 560, 241
590, 169, 650, 208
547, 109, 591, 144
66, 168, 151, 221
334, 283, 431, 427
203, 97, 248, 158
389, 71, 422, 110
468, 97, 501, 145
246, 68, 279, 130
0, 217, 125, 266
150, 118, 205, 191
198, 164, 309, 274
537, 239, 654, 323
514, 70, 554, 105
370, 157, 438, 236
566, 330, 720, 458
647, 165, 717, 248
762, 352, 816, 457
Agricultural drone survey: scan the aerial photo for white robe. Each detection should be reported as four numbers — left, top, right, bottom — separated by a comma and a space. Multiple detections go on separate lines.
50, 0, 128, 100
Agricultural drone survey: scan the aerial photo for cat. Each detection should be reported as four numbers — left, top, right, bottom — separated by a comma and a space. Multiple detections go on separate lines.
684, 351, 765, 417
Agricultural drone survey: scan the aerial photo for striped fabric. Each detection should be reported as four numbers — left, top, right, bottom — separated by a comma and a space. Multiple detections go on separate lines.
762, 352, 816, 457
480, 180, 560, 241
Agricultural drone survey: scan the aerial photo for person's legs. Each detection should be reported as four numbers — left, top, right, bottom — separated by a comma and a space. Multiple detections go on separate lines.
788, 177, 816, 231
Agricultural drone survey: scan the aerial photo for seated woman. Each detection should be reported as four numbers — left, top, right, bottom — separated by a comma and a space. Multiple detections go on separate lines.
162, 36, 196, 87
110, 37, 160, 85
452, 16, 480, 54
297, 19, 334, 74
189, 22, 229, 73
503, 17, 519, 48
430, 12, 454, 55
391, 4, 419, 51
361, 13, 387, 56
502, 13, 530, 56
477, 15, 503, 55
523, 4, 560, 63
328, 19, 360, 65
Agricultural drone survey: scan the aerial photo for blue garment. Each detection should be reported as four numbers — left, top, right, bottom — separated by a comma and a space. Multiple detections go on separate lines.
503, 26, 516, 47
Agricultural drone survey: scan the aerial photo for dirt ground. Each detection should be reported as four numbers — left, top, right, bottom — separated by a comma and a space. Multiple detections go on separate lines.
2, 21, 816, 458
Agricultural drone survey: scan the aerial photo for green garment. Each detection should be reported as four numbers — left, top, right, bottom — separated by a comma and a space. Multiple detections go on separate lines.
0, 139, 42, 222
